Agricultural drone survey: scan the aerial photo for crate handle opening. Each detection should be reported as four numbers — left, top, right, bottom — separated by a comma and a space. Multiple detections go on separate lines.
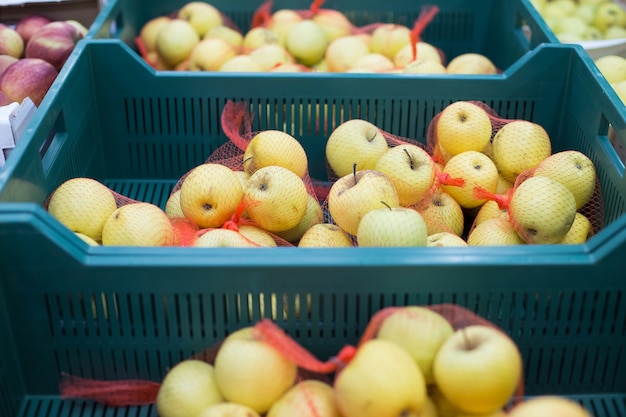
41, 111, 68, 175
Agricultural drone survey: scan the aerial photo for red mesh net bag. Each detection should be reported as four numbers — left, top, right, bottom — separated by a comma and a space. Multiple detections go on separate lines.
60, 303, 524, 417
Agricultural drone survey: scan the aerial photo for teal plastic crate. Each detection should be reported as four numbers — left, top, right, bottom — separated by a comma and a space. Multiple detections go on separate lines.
1, 40, 626, 416
86, 0, 557, 74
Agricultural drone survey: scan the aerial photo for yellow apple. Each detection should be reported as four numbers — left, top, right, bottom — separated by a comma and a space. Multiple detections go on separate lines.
155, 19, 200, 67
491, 120, 552, 183
213, 326, 298, 414
442, 151, 499, 209
75, 232, 99, 246
165, 189, 184, 218
197, 402, 261, 417
394, 41, 442, 69
495, 173, 514, 194
270, 63, 310, 72
357, 206, 428, 247
507, 396, 593, 417
374, 143, 437, 206
417, 190, 465, 237
218, 54, 264, 72
179, 163, 243, 228
435, 101, 493, 156
334, 339, 427, 417
243, 165, 309, 232
268, 9, 303, 46
593, 2, 626, 32
553, 16, 590, 38
178, 1, 223, 37
433, 325, 523, 415
325, 119, 389, 177
350, 52, 395, 73
242, 27, 281, 52
604, 25, 626, 39
297, 223, 354, 247
204, 25, 243, 47
327, 169, 400, 236
285, 19, 328, 67
139, 16, 172, 53
324, 34, 370, 72
274, 194, 324, 243
102, 202, 174, 246
266, 379, 340, 417
156, 359, 223, 417
369, 24, 412, 60
509, 175, 577, 244
558, 212, 592, 244
473, 199, 507, 226
446, 53, 497, 74
193, 228, 257, 247
467, 213, 525, 246
613, 79, 626, 103
238, 224, 277, 247
189, 38, 237, 71
376, 306, 454, 384
248, 43, 294, 71
243, 130, 308, 177
47, 177, 118, 242
594, 55, 626, 83
312, 9, 354, 42
532, 150, 596, 209
427, 232, 468, 247
403, 59, 447, 74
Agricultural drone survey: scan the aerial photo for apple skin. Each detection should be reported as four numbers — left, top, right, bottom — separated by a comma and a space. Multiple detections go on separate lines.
0, 58, 58, 106
15, 14, 52, 45
155, 19, 201, 67
298, 223, 354, 247
446, 53, 497, 74
357, 207, 428, 247
25, 21, 83, 71
101, 202, 175, 247
0, 54, 18, 78
0, 24, 24, 59
178, 1, 223, 38
139, 16, 172, 53
507, 396, 593, 417
198, 402, 262, 417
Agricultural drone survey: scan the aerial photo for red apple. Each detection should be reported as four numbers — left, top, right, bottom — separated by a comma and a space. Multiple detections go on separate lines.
0, 55, 19, 78
0, 24, 25, 58
0, 90, 10, 107
0, 58, 58, 106
25, 21, 82, 71
16, 14, 52, 44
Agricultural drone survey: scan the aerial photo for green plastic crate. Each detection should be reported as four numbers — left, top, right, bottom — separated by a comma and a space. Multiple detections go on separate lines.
1, 39, 626, 416
86, 0, 557, 74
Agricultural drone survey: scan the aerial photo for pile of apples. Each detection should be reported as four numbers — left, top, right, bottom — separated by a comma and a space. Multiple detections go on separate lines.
141, 305, 594, 417
137, 1, 498, 74
531, 0, 626, 42
0, 15, 87, 107
45, 100, 599, 248
594, 54, 626, 103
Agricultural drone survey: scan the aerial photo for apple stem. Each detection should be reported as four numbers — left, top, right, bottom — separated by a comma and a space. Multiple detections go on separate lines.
462, 327, 475, 350
352, 163, 358, 184
381, 201, 392, 210
403, 148, 415, 169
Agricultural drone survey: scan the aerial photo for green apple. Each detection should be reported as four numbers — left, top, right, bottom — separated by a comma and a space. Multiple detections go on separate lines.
178, 1, 223, 37
155, 19, 200, 67
297, 223, 354, 247
604, 25, 626, 39
433, 325, 523, 415
285, 19, 328, 67
102, 202, 174, 246
334, 339, 427, 417
357, 206, 428, 247
156, 360, 223, 417
509, 175, 577, 244
325, 119, 389, 178
47, 177, 118, 242
266, 380, 340, 417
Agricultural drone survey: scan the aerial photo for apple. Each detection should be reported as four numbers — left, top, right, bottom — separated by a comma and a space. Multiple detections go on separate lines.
593, 2, 626, 32
164, 189, 185, 218
334, 338, 427, 417
274, 194, 324, 243
179, 163, 243, 228
417, 190, 465, 237
467, 213, 525, 246
297, 223, 354, 247
576, 3, 598, 24
507, 396, 593, 417
594, 55, 626, 83
238, 224, 277, 247
243, 165, 309, 232
0, 24, 24, 59
156, 359, 223, 417
266, 379, 340, 417
197, 402, 261, 417
285, 19, 328, 67
394, 41, 442, 69
357, 206, 428, 247
193, 228, 257, 247
553, 16, 590, 38
25, 21, 83, 71
435, 101, 493, 157
509, 175, 577, 244
427, 232, 468, 247
242, 27, 281, 52
188, 38, 236, 71
325, 119, 389, 178
327, 169, 400, 236
558, 212, 592, 244
312, 9, 354, 42
178, 1, 223, 37
324, 34, 370, 72
243, 129, 308, 177
155, 19, 200, 67
376, 306, 454, 384
204, 25, 243, 47
474, 200, 508, 226
75, 232, 99, 246
248, 43, 294, 71
0, 54, 18, 78
47, 177, 118, 242
369, 24, 412, 60
270, 63, 311, 72
350, 53, 395, 73
267, 9, 303, 46
532, 150, 596, 209
15, 14, 52, 45
442, 151, 499, 209
139, 16, 172, 53
102, 202, 174, 246
213, 326, 298, 414
583, 26, 604, 40
433, 325, 523, 415
403, 59, 447, 74
604, 25, 626, 39
491, 120, 552, 183
446, 53, 497, 75
65, 20, 89, 39
219, 54, 264, 72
